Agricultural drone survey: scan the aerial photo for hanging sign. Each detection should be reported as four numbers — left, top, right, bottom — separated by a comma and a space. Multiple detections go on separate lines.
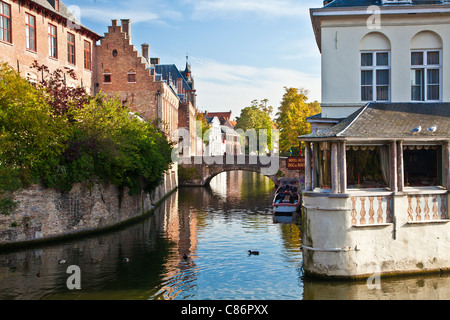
286, 156, 305, 170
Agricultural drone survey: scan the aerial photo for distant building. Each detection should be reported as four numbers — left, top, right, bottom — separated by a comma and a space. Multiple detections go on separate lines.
0, 0, 101, 93
205, 116, 223, 156
221, 125, 242, 155
154, 61, 197, 156
206, 111, 233, 123
205, 110, 241, 155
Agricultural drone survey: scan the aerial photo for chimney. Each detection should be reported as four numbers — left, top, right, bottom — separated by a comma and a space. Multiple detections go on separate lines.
142, 44, 149, 62
121, 19, 131, 39
112, 19, 118, 27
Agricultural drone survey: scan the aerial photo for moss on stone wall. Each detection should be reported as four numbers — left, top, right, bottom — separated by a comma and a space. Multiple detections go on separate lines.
178, 165, 201, 181
0, 194, 17, 215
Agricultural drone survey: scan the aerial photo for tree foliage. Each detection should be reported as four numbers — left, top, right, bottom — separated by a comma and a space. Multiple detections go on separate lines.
0, 63, 173, 200
31, 61, 91, 118
235, 101, 275, 153
0, 63, 69, 176
275, 87, 321, 154
195, 111, 211, 143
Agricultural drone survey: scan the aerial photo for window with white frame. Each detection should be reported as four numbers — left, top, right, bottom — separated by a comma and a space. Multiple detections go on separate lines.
411, 50, 441, 101
361, 51, 390, 102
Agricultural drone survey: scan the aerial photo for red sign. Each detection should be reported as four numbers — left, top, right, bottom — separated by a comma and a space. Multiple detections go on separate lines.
286, 156, 305, 170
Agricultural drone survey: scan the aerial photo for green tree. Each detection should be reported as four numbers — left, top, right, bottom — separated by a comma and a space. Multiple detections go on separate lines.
235, 103, 275, 153
275, 87, 321, 155
0, 63, 173, 197
0, 63, 69, 182
68, 96, 173, 194
251, 99, 273, 118
195, 111, 211, 143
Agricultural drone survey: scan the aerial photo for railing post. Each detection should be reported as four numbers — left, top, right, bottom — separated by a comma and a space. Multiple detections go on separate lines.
397, 141, 404, 192
390, 141, 398, 192
305, 142, 312, 191
339, 141, 347, 194
331, 142, 339, 194
444, 141, 450, 189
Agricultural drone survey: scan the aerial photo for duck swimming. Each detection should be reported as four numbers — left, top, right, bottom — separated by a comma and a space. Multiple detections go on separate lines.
248, 250, 259, 255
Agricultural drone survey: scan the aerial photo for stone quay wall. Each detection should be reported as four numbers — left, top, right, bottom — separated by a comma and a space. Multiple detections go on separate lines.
0, 167, 178, 249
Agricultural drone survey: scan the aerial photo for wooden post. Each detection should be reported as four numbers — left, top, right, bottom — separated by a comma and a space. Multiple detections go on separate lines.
397, 141, 404, 192
390, 141, 397, 192
331, 142, 339, 194
311, 143, 316, 190
444, 141, 450, 189
339, 141, 347, 194
305, 142, 312, 191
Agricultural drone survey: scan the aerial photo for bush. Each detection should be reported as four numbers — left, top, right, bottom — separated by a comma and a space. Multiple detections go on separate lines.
0, 63, 174, 196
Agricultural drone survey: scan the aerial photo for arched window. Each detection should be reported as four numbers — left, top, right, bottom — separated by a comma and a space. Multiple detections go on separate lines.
360, 32, 391, 102
410, 31, 442, 102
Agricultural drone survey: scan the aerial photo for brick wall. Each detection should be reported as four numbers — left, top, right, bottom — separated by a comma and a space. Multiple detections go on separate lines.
0, 0, 100, 94
95, 19, 179, 140
0, 171, 178, 247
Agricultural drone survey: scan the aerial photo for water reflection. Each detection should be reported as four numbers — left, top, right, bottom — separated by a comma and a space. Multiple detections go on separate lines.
0, 170, 450, 300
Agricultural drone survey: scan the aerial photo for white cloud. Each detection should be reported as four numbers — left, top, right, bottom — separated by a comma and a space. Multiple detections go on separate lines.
192, 57, 321, 117
80, 8, 161, 24
185, 0, 318, 20
74, 0, 182, 26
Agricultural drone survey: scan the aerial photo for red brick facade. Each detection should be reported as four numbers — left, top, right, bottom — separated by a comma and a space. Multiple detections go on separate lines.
0, 0, 101, 94
0, 1, 198, 153
94, 19, 179, 139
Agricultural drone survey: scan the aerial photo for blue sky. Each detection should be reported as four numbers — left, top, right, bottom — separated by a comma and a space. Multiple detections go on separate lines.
64, 0, 323, 119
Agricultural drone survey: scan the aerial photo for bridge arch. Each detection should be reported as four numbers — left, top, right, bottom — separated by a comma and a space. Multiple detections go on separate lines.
178, 155, 298, 187
203, 167, 278, 186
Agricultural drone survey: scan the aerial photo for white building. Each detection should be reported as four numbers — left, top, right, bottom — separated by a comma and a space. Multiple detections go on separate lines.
221, 125, 242, 155
300, 0, 450, 279
205, 116, 223, 156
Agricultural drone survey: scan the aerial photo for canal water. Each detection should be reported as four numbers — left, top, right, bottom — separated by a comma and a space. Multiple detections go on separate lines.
0, 171, 450, 300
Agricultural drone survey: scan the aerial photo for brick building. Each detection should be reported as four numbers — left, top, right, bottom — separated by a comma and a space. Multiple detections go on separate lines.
94, 19, 179, 141
154, 61, 197, 156
0, 0, 101, 93
0, 1, 199, 155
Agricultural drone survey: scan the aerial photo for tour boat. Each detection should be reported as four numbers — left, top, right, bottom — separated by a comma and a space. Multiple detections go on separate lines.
272, 184, 300, 216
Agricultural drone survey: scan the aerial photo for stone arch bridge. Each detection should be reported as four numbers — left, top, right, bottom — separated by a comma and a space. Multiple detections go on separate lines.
177, 155, 299, 187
